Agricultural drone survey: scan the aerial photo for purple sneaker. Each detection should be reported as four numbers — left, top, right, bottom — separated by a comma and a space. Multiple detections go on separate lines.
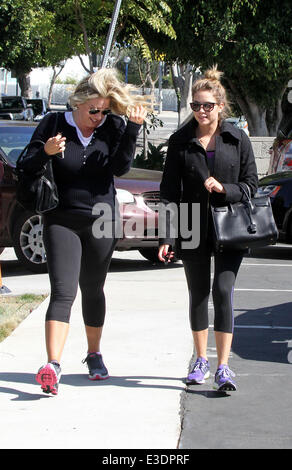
214, 365, 237, 391
186, 357, 210, 384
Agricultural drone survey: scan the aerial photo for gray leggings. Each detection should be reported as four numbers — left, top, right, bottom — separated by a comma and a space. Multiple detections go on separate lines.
43, 212, 117, 327
183, 250, 243, 333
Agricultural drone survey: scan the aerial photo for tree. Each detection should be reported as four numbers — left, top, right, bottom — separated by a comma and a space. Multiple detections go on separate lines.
141, 0, 292, 136
0, 0, 176, 98
0, 0, 74, 96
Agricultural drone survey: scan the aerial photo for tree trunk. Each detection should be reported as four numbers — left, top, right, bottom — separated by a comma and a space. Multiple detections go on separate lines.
245, 101, 269, 137
266, 99, 283, 136
17, 72, 32, 98
47, 62, 66, 107
171, 63, 193, 126
227, 78, 284, 137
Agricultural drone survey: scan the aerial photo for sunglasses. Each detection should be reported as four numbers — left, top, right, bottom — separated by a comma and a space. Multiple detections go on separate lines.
190, 102, 217, 112
88, 108, 111, 115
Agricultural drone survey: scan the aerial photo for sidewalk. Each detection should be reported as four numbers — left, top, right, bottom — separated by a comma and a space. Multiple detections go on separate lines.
0, 250, 191, 449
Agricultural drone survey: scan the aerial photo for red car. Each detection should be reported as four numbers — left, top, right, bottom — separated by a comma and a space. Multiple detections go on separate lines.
0, 120, 162, 272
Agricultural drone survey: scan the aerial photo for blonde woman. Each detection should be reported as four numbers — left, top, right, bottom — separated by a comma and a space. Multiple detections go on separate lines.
19, 68, 147, 395
158, 67, 258, 391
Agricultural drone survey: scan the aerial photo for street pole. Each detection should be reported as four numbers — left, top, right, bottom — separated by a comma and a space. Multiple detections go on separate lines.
159, 61, 163, 114
101, 0, 123, 68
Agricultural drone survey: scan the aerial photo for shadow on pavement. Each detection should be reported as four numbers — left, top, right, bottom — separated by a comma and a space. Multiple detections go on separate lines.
247, 244, 292, 260
0, 256, 183, 278
233, 301, 292, 364
0, 372, 186, 401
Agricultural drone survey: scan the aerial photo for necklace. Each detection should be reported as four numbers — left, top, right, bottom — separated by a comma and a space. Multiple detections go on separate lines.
197, 126, 220, 150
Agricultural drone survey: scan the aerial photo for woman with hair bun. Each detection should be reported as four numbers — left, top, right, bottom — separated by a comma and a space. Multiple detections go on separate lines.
158, 66, 258, 391
20, 68, 147, 395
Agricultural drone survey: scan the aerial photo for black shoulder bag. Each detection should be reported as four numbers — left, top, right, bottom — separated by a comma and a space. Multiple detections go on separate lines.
211, 183, 278, 252
15, 115, 60, 215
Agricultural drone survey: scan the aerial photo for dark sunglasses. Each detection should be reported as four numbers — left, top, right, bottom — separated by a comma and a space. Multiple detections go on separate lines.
88, 108, 111, 115
190, 102, 217, 112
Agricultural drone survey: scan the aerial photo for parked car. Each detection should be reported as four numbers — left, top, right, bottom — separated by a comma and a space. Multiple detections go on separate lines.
0, 119, 162, 272
0, 96, 34, 121
268, 119, 292, 174
226, 116, 249, 135
257, 171, 292, 242
26, 98, 50, 121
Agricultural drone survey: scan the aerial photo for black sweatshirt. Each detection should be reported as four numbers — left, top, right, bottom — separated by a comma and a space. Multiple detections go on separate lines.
19, 111, 141, 217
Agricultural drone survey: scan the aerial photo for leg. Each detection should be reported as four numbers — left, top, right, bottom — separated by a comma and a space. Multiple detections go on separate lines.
183, 253, 212, 384
79, 223, 117, 380
45, 320, 70, 363
183, 252, 211, 359
212, 250, 243, 366
212, 251, 243, 391
79, 224, 117, 342
192, 328, 209, 360
214, 331, 233, 367
43, 216, 82, 363
85, 325, 103, 353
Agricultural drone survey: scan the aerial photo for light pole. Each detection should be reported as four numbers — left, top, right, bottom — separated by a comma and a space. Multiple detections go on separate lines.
101, 0, 123, 68
124, 56, 131, 83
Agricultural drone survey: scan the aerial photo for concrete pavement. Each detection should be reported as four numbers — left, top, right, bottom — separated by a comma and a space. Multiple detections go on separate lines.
1, 246, 292, 450
0, 248, 192, 450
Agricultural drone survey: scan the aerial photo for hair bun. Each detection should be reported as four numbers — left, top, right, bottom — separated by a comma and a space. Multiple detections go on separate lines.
204, 65, 223, 82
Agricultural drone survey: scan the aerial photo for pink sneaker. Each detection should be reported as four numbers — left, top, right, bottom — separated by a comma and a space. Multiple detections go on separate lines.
36, 362, 61, 395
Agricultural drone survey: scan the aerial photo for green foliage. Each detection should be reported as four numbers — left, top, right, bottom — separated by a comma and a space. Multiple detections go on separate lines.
159, 0, 292, 108
0, 0, 176, 86
133, 142, 167, 171
56, 76, 79, 85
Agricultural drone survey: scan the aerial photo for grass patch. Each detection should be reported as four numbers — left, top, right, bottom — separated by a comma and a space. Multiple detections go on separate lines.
0, 294, 47, 342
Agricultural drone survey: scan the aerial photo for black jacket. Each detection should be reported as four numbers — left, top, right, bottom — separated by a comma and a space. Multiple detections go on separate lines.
159, 118, 258, 255
19, 112, 141, 217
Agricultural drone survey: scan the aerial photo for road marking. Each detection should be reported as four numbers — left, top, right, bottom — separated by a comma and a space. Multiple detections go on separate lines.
209, 324, 292, 330
235, 288, 292, 292
242, 263, 292, 267
234, 325, 292, 330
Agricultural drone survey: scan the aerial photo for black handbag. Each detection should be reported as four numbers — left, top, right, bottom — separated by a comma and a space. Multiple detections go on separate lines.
211, 183, 278, 252
15, 139, 59, 215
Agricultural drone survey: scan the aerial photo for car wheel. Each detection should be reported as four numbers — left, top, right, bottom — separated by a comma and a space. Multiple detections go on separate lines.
12, 212, 48, 273
287, 218, 292, 243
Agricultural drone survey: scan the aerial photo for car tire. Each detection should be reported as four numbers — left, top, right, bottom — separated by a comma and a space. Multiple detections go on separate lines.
138, 247, 178, 264
287, 218, 292, 243
12, 211, 48, 273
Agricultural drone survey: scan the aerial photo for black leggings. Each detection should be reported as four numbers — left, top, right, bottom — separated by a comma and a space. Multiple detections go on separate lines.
43, 212, 118, 327
183, 250, 243, 333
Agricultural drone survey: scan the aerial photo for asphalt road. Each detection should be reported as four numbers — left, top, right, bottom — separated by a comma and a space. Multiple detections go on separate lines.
1, 244, 292, 449
179, 243, 292, 449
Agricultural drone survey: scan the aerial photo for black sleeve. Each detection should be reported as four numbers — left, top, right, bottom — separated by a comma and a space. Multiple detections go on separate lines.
17, 112, 60, 174
108, 115, 141, 176
159, 135, 183, 246
223, 131, 258, 203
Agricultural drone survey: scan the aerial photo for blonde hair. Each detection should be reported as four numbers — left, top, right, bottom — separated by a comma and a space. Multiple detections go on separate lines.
192, 65, 231, 121
68, 68, 151, 116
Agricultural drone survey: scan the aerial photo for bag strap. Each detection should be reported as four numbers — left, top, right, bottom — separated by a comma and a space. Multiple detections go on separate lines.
239, 182, 252, 202
17, 139, 46, 167
239, 182, 257, 233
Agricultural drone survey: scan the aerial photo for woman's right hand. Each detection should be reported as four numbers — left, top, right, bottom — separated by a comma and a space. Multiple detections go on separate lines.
158, 244, 175, 264
44, 133, 66, 156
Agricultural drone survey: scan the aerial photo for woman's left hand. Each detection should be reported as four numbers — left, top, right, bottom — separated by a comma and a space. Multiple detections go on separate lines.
128, 105, 148, 125
204, 176, 226, 193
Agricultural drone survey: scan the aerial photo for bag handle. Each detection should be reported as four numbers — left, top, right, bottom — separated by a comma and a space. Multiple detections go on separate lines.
239, 182, 257, 233
239, 182, 252, 202
16, 140, 46, 168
